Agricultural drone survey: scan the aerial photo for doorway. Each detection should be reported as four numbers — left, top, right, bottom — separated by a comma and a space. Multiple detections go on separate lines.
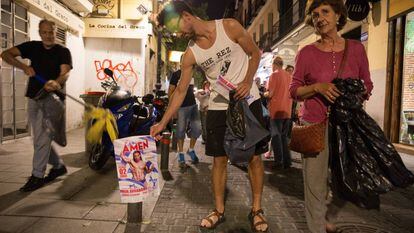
1, 0, 29, 141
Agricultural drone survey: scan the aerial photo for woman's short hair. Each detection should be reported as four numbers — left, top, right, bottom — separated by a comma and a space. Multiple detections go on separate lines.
157, 0, 195, 28
305, 0, 347, 31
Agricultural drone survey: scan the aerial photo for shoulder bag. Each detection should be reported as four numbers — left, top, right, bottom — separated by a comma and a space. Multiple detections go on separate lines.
289, 40, 349, 154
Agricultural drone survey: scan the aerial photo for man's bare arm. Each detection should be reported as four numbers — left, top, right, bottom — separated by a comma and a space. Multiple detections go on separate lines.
168, 84, 176, 99
55, 64, 71, 86
150, 49, 196, 136
225, 19, 261, 99
1, 47, 35, 76
44, 64, 71, 92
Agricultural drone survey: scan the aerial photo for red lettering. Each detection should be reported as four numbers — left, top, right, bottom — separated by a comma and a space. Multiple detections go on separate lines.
129, 143, 139, 151
122, 144, 130, 154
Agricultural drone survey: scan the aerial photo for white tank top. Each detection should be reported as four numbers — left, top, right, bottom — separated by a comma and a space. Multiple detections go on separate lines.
189, 19, 260, 110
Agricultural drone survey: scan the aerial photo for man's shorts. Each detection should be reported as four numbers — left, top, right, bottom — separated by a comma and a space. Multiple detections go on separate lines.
176, 104, 202, 140
205, 99, 269, 156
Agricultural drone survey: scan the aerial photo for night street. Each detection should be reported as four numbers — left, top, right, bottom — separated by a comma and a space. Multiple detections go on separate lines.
1, 128, 414, 233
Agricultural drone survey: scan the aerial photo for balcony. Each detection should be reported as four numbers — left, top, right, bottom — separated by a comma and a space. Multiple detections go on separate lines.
258, 0, 306, 51
259, 32, 273, 52
254, 0, 266, 15
245, 0, 267, 27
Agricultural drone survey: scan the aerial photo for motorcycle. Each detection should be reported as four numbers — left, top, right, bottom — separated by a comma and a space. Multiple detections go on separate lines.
88, 68, 158, 170
150, 84, 168, 122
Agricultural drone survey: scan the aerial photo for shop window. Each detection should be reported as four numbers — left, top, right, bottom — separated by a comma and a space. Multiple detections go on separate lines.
1, 0, 11, 12
0, 1, 29, 140
14, 3, 25, 19
399, 11, 414, 145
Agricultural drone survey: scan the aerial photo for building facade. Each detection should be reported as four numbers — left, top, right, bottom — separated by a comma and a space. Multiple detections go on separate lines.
0, 0, 160, 143
228, 0, 414, 154
0, 0, 92, 141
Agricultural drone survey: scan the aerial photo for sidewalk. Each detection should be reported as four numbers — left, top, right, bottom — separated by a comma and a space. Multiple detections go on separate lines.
1, 128, 414, 233
145, 145, 414, 233
0, 128, 158, 233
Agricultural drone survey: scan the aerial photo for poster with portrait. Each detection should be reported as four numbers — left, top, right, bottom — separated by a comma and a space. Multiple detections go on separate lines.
114, 136, 160, 203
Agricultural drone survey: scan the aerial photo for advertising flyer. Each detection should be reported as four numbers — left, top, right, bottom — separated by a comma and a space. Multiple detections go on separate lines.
113, 136, 159, 203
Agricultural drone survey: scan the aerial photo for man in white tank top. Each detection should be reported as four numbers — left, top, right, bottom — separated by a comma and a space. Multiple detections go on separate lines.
151, 1, 269, 232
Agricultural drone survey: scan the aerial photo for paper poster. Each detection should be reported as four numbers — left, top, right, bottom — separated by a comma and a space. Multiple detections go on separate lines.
215, 75, 237, 100
114, 136, 159, 203
215, 75, 255, 105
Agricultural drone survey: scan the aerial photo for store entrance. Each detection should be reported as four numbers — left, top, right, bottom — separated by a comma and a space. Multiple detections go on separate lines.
0, 1, 30, 141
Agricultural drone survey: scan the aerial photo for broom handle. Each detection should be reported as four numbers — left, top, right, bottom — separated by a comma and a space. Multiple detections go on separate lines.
33, 75, 93, 109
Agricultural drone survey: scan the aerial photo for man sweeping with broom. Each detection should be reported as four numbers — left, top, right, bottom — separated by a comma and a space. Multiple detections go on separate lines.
1, 19, 72, 192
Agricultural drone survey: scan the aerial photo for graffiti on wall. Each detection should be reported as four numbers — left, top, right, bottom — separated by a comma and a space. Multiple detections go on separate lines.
94, 59, 139, 93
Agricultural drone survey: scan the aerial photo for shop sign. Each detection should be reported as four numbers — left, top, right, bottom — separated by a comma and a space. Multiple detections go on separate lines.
388, 0, 414, 21
17, 0, 84, 33
91, 0, 118, 18
83, 18, 147, 39
120, 0, 151, 20
361, 31, 368, 42
346, 0, 370, 21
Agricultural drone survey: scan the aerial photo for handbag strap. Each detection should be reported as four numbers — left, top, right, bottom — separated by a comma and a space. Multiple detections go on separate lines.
336, 39, 348, 78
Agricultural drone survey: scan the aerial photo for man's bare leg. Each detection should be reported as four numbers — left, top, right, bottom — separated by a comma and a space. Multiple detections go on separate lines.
187, 138, 199, 163
177, 139, 185, 165
248, 155, 268, 231
189, 138, 197, 149
177, 139, 184, 153
200, 156, 227, 227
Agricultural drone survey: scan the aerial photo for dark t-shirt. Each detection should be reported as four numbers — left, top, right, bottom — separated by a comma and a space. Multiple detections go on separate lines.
169, 70, 196, 107
16, 41, 72, 98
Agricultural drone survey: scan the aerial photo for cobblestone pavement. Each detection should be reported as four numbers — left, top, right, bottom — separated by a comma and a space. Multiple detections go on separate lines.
1, 128, 414, 233
145, 144, 414, 233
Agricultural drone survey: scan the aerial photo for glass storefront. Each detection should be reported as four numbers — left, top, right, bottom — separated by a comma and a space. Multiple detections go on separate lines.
399, 11, 414, 145
0, 0, 29, 141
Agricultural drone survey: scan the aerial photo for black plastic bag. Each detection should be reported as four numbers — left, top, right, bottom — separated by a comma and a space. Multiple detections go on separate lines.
329, 78, 414, 209
226, 90, 245, 139
224, 98, 270, 165
39, 93, 67, 147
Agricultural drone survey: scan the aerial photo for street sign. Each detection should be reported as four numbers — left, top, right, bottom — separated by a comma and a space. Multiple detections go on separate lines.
346, 0, 370, 21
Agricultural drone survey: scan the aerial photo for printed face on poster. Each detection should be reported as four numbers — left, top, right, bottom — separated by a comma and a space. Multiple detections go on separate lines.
114, 136, 160, 203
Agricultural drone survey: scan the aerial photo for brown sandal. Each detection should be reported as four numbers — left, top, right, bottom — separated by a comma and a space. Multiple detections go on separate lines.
248, 209, 269, 233
200, 209, 225, 229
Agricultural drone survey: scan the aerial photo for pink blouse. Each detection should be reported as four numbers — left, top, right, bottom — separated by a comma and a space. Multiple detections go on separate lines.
289, 40, 373, 123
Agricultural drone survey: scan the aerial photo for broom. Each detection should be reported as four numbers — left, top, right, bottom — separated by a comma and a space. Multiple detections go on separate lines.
34, 75, 118, 144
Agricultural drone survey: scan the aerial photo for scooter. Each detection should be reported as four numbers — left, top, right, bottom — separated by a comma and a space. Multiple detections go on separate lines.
88, 68, 158, 170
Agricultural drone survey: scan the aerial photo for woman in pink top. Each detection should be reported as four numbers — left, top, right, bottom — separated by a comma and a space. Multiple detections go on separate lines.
289, 0, 373, 232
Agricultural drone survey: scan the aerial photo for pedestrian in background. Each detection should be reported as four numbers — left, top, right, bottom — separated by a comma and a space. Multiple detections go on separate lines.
285, 65, 299, 136
265, 56, 293, 169
195, 80, 210, 144
285, 65, 294, 75
1, 19, 72, 192
168, 69, 201, 167
289, 0, 373, 232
